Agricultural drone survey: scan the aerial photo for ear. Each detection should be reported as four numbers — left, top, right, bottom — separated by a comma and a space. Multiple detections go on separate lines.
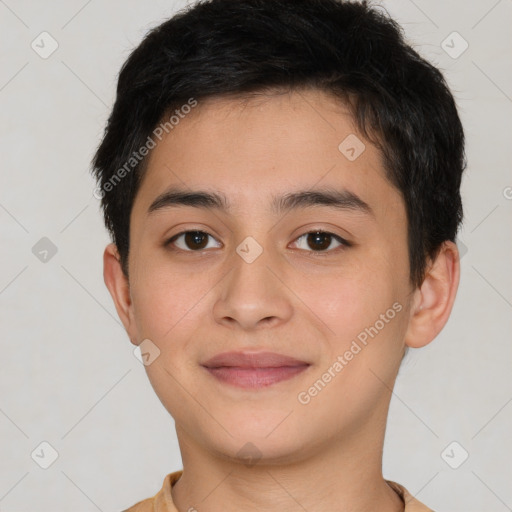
103, 243, 139, 346
404, 240, 460, 348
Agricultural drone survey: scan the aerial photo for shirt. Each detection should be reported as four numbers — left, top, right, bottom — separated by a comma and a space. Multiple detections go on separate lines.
122, 470, 434, 511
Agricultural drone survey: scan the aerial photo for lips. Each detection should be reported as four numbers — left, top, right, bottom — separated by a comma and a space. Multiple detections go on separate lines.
201, 351, 310, 389
202, 351, 309, 369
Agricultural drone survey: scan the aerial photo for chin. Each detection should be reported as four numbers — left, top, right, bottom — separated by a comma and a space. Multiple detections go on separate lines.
205, 417, 312, 465
216, 438, 308, 467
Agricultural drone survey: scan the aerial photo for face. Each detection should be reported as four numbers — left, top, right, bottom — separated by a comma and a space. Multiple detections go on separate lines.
118, 89, 416, 463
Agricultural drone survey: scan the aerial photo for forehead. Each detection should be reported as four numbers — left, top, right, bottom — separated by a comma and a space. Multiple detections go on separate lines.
131, 88, 404, 222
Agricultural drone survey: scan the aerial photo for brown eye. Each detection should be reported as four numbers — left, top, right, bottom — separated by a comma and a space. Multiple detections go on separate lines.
293, 231, 348, 252
167, 231, 221, 251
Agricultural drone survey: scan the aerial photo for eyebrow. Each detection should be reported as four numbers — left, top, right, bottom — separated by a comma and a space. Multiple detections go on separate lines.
147, 186, 373, 217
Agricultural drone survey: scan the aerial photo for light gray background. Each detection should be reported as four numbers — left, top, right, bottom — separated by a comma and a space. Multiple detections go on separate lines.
1, 0, 511, 510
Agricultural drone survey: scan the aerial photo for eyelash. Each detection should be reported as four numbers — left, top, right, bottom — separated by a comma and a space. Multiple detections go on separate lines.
164, 230, 352, 256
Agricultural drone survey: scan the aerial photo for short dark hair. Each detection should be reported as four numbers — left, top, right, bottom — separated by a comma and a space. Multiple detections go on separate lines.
91, 0, 465, 289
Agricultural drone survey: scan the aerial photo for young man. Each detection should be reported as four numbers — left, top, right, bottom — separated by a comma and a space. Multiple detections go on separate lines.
92, 0, 465, 510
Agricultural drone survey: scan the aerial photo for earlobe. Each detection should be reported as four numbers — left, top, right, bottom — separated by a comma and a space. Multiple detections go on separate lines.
103, 243, 138, 345
404, 241, 460, 348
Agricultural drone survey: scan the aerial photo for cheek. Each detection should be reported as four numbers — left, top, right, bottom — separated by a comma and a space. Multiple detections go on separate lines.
302, 264, 409, 382
307, 270, 395, 336
129, 260, 208, 343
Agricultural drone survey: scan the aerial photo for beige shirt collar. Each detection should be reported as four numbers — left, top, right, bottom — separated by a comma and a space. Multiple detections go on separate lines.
123, 470, 434, 511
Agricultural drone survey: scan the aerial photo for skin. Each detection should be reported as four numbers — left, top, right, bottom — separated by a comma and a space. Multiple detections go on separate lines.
104, 88, 459, 512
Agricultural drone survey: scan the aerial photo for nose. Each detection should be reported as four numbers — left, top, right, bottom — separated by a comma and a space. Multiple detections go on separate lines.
212, 240, 294, 331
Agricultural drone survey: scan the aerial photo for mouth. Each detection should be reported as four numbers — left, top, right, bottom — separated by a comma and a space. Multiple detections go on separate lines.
201, 351, 311, 389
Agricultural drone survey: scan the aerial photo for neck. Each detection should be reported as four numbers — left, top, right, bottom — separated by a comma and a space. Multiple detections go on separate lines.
171, 410, 404, 512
